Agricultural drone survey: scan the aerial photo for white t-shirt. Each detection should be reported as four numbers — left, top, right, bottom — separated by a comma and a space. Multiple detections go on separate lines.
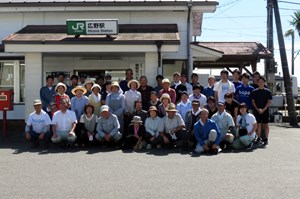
52, 109, 77, 132
214, 81, 235, 103
189, 94, 207, 109
26, 110, 52, 133
236, 113, 257, 138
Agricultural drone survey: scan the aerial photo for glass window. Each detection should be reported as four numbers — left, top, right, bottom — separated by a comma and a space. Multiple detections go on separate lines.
0, 62, 14, 89
0, 61, 25, 103
162, 60, 187, 80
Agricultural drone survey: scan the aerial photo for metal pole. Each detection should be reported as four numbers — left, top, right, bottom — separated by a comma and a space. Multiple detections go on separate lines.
187, 0, 192, 82
291, 32, 295, 75
3, 110, 7, 136
265, 0, 276, 93
272, 0, 298, 126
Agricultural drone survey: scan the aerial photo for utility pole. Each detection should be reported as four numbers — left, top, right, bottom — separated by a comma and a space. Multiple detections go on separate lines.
272, 0, 298, 126
291, 31, 295, 75
265, 0, 276, 93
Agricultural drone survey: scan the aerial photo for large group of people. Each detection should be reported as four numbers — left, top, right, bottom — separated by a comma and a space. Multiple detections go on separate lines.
25, 69, 273, 154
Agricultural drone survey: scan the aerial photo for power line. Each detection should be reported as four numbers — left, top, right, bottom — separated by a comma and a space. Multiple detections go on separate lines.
204, 15, 291, 19
206, 0, 242, 18
279, 7, 300, 11
202, 28, 267, 38
278, 0, 300, 5
217, 0, 241, 8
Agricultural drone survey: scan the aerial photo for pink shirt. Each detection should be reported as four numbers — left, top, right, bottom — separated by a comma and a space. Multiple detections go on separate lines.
158, 88, 176, 104
134, 126, 139, 138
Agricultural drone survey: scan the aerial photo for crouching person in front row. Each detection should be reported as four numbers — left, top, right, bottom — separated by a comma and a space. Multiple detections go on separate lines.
233, 103, 257, 150
51, 98, 77, 146
194, 108, 221, 154
144, 106, 163, 149
122, 116, 145, 150
80, 104, 98, 147
156, 103, 188, 149
95, 105, 122, 147
211, 102, 235, 149
25, 99, 52, 148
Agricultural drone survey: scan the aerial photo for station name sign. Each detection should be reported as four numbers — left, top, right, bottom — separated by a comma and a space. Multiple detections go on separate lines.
67, 19, 118, 35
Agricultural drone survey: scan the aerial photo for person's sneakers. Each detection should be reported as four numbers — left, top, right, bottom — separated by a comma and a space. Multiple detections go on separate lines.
138, 142, 143, 150
263, 138, 268, 145
146, 144, 152, 150
246, 142, 254, 150
254, 137, 264, 146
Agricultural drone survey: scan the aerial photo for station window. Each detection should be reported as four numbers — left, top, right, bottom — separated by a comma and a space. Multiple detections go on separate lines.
0, 60, 25, 103
162, 60, 187, 80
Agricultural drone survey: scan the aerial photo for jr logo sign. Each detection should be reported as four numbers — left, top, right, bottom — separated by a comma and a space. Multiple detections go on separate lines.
72, 23, 85, 31
67, 21, 86, 35
66, 19, 118, 35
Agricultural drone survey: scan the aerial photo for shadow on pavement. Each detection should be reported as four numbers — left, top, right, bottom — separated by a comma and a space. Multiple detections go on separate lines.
0, 127, 267, 156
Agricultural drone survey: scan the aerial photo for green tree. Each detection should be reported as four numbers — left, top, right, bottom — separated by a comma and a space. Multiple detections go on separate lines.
290, 11, 300, 37
284, 29, 295, 75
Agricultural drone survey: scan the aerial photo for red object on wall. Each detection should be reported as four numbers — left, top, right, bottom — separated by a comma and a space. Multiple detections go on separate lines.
0, 89, 14, 111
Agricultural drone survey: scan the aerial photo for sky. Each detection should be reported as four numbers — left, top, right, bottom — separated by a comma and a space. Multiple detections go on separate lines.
197, 0, 300, 85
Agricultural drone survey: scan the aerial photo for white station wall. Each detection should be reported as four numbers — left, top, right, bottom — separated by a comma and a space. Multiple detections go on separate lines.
0, 10, 189, 59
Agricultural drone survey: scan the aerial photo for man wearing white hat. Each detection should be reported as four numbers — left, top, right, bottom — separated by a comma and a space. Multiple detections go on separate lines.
194, 108, 221, 154
158, 78, 176, 104
95, 105, 122, 145
25, 99, 52, 147
156, 103, 188, 148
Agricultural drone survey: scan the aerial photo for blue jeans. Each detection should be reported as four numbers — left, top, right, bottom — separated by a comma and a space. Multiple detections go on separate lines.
27, 130, 52, 144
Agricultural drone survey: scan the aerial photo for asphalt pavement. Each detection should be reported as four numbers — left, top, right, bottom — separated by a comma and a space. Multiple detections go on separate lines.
0, 125, 300, 199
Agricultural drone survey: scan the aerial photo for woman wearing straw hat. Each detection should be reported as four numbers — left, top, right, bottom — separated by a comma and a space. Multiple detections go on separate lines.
158, 93, 171, 118
124, 79, 141, 115
71, 86, 89, 146
83, 79, 94, 97
144, 106, 163, 149
88, 84, 102, 117
105, 81, 125, 134
124, 79, 141, 137
122, 116, 146, 150
49, 82, 70, 116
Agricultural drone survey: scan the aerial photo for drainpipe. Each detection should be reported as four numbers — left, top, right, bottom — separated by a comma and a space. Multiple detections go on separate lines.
155, 41, 162, 75
187, 0, 192, 82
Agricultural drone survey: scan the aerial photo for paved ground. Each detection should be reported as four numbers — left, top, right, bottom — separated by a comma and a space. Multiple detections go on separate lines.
1, 125, 300, 199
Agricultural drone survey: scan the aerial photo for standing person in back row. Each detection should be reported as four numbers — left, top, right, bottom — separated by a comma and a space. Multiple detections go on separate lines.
214, 69, 235, 103
119, 68, 133, 93
235, 73, 254, 110
138, 76, 154, 111
232, 69, 242, 89
158, 78, 176, 104
202, 75, 216, 99
251, 77, 272, 145
40, 75, 56, 118
250, 71, 261, 89
171, 72, 187, 103
190, 73, 204, 93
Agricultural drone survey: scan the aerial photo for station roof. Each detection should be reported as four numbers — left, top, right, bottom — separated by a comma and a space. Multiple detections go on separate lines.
3, 24, 180, 45
0, 0, 218, 6
192, 42, 272, 69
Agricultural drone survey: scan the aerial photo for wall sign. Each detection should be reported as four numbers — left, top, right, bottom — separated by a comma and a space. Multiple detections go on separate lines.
67, 19, 118, 35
